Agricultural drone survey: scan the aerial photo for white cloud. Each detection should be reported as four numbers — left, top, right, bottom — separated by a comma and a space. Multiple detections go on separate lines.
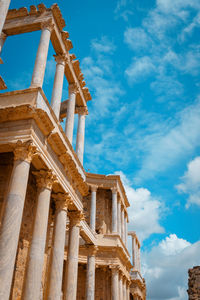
176, 156, 200, 208
114, 0, 134, 21
125, 56, 155, 83
143, 235, 200, 300
91, 36, 116, 54
124, 28, 152, 51
116, 171, 165, 242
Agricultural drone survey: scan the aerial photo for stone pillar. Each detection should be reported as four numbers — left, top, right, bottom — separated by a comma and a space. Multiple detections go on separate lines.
65, 83, 77, 144
121, 208, 125, 243
51, 54, 67, 119
126, 281, 130, 300
85, 245, 98, 300
76, 108, 87, 164
0, 141, 36, 300
117, 200, 121, 237
119, 273, 123, 300
31, 21, 54, 88
0, 0, 11, 36
89, 185, 98, 232
0, 32, 6, 56
64, 211, 84, 300
111, 266, 119, 300
111, 187, 118, 233
123, 277, 127, 299
48, 193, 70, 300
124, 214, 128, 247
23, 170, 55, 300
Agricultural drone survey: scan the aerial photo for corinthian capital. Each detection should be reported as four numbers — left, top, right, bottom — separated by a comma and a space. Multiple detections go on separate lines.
52, 192, 72, 212
54, 53, 67, 66
13, 140, 37, 163
33, 169, 56, 190
41, 19, 54, 32
68, 210, 84, 226
68, 83, 78, 94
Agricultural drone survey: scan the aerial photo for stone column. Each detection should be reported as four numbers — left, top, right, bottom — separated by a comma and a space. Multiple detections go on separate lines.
111, 187, 118, 233
31, 21, 54, 88
64, 211, 84, 300
121, 208, 125, 243
119, 273, 123, 300
126, 281, 130, 300
0, 0, 11, 36
117, 200, 121, 237
0, 141, 36, 300
124, 214, 128, 247
0, 32, 6, 57
111, 266, 119, 300
23, 170, 55, 300
123, 277, 127, 299
76, 107, 87, 164
65, 83, 77, 144
48, 193, 70, 300
85, 245, 98, 300
51, 54, 67, 119
89, 185, 98, 232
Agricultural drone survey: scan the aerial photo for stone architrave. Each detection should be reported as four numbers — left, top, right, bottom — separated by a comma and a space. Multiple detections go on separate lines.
85, 245, 98, 300
65, 83, 78, 143
0, 0, 11, 36
48, 193, 71, 300
31, 21, 54, 88
76, 107, 88, 164
111, 187, 118, 233
51, 54, 67, 119
23, 170, 56, 300
110, 266, 119, 300
89, 185, 98, 232
64, 211, 84, 300
0, 140, 36, 300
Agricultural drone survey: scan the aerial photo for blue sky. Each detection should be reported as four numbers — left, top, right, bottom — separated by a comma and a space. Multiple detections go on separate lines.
2, 0, 200, 299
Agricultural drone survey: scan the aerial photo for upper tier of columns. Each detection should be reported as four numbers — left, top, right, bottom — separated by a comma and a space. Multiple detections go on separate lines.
129, 231, 141, 272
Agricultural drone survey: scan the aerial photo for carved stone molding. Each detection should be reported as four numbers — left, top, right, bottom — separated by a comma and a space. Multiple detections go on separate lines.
68, 210, 84, 227
0, 32, 7, 40
33, 169, 56, 190
13, 140, 37, 163
109, 265, 120, 274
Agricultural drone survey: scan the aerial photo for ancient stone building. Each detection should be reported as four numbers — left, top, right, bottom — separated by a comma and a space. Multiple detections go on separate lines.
188, 266, 200, 300
0, 3, 146, 300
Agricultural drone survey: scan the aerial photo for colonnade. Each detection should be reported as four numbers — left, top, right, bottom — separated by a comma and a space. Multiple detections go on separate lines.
0, 141, 95, 300
89, 185, 128, 245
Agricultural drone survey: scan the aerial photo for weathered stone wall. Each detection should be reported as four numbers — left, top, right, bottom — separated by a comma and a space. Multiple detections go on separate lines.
95, 267, 111, 300
188, 266, 200, 300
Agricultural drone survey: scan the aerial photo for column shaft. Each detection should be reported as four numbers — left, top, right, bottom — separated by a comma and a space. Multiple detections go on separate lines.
31, 23, 53, 87
51, 55, 66, 119
124, 215, 127, 247
0, 0, 11, 36
85, 252, 96, 300
117, 201, 121, 237
111, 268, 119, 300
112, 188, 118, 233
119, 275, 123, 300
48, 195, 68, 300
121, 209, 125, 243
76, 112, 86, 164
0, 158, 31, 300
126, 283, 130, 300
123, 279, 127, 299
65, 84, 77, 143
23, 170, 54, 300
64, 212, 82, 300
90, 186, 97, 232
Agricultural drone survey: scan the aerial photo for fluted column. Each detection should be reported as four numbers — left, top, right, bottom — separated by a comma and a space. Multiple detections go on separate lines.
76, 107, 87, 164
23, 170, 56, 300
89, 185, 98, 232
117, 200, 121, 237
48, 193, 70, 300
111, 266, 119, 300
121, 208, 125, 243
64, 211, 84, 300
119, 273, 123, 300
0, 0, 11, 36
51, 54, 67, 119
31, 21, 54, 87
0, 141, 36, 300
111, 187, 118, 233
85, 245, 98, 300
65, 83, 77, 143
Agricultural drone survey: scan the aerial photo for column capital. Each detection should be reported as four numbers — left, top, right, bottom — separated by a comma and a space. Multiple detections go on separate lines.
111, 186, 118, 194
86, 245, 98, 256
68, 83, 78, 94
68, 210, 85, 226
13, 140, 37, 163
52, 192, 72, 212
109, 265, 120, 274
90, 184, 98, 192
41, 19, 54, 32
53, 53, 67, 66
76, 106, 88, 116
33, 169, 56, 190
